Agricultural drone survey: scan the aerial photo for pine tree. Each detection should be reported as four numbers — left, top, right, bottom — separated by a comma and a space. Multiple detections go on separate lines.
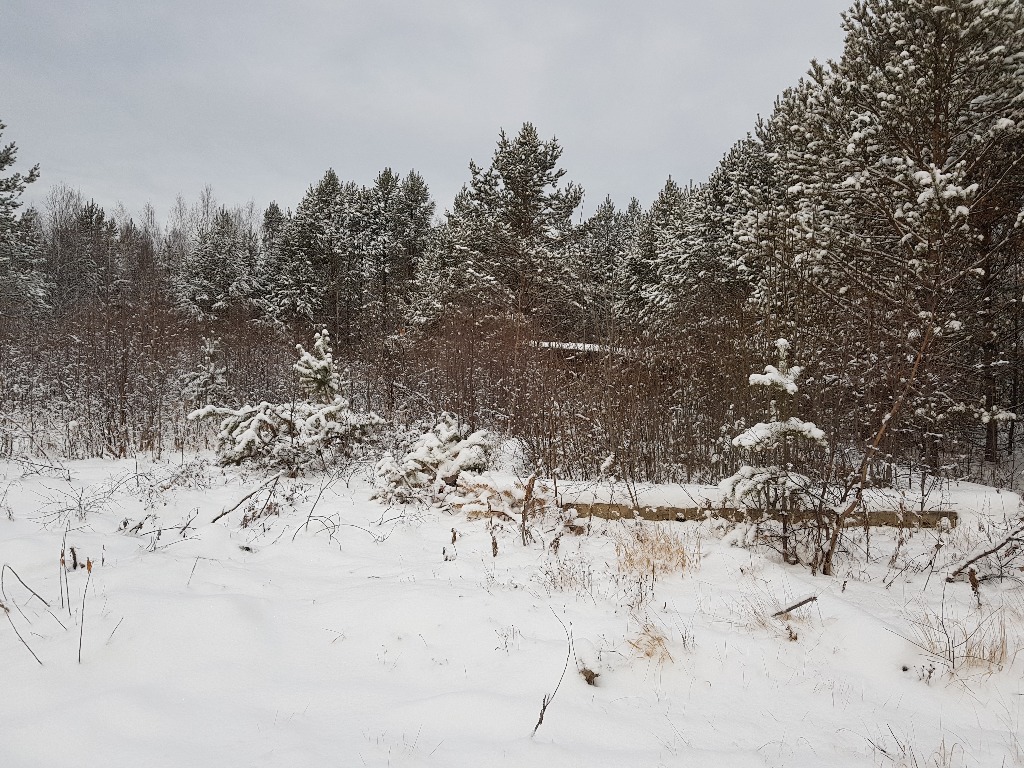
361, 168, 404, 339
721, 339, 829, 566
294, 329, 342, 402
615, 177, 685, 330
0, 119, 47, 313
445, 123, 584, 331
190, 329, 383, 472
395, 170, 435, 287
0, 206, 47, 314
570, 195, 638, 340
175, 206, 258, 321
260, 201, 289, 255
260, 170, 344, 330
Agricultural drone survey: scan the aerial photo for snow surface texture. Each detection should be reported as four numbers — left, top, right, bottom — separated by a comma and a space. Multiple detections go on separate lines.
2, 457, 1023, 768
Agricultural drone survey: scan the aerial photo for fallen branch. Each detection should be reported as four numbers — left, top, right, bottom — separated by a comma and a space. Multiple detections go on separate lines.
946, 521, 1024, 583
1, 600, 42, 665
2, 563, 65, 631
212, 472, 283, 523
137, 511, 200, 539
2, 563, 50, 608
532, 609, 572, 738
179, 510, 198, 536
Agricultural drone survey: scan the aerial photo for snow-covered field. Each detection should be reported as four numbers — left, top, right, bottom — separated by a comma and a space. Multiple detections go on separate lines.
2, 456, 1022, 767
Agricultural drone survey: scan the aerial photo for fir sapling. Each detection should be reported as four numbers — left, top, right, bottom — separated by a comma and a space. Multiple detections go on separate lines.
293, 330, 342, 403
719, 339, 830, 564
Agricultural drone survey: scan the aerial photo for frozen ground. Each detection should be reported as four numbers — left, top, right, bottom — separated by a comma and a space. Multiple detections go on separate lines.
1, 456, 1022, 767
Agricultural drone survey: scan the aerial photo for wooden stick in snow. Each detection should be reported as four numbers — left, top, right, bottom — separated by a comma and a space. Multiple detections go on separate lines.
772, 595, 818, 617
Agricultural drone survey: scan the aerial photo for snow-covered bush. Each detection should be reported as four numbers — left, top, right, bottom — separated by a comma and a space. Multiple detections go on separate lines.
373, 413, 494, 503
719, 465, 817, 514
374, 417, 569, 547
189, 330, 383, 472
446, 470, 552, 519
190, 399, 382, 472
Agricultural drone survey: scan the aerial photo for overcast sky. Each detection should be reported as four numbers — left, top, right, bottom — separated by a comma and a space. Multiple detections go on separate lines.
3, 0, 851, 224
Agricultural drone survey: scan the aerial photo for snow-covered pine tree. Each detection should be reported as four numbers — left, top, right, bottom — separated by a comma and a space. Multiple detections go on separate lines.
373, 413, 493, 503
258, 170, 346, 331
293, 329, 342, 402
0, 206, 47, 315
569, 195, 639, 341
255, 198, 315, 328
180, 337, 228, 407
444, 123, 584, 332
648, 138, 770, 329
42, 194, 117, 317
189, 329, 382, 472
393, 170, 435, 289
0, 119, 39, 218
614, 177, 684, 332
0, 118, 48, 314
405, 223, 460, 329
720, 339, 828, 565
361, 168, 408, 341
174, 206, 258, 321
261, 201, 289, 255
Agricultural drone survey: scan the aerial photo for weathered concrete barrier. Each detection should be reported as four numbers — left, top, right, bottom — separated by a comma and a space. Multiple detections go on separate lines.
566, 502, 957, 529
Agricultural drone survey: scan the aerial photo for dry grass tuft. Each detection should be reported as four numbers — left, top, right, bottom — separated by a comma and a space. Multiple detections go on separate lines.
907, 602, 1014, 674
614, 522, 701, 578
627, 619, 674, 664
871, 731, 966, 768
710, 579, 816, 642
537, 553, 595, 596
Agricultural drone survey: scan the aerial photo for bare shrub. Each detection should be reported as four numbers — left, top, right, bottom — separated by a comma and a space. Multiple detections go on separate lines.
0, 481, 14, 521
943, 508, 1024, 585
138, 457, 213, 508
36, 472, 134, 524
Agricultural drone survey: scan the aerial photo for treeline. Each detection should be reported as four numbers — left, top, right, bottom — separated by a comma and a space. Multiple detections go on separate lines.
2, 0, 1024, 488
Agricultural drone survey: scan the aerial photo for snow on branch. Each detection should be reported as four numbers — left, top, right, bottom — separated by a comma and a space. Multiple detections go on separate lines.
749, 338, 802, 394
732, 418, 828, 452
749, 365, 802, 395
